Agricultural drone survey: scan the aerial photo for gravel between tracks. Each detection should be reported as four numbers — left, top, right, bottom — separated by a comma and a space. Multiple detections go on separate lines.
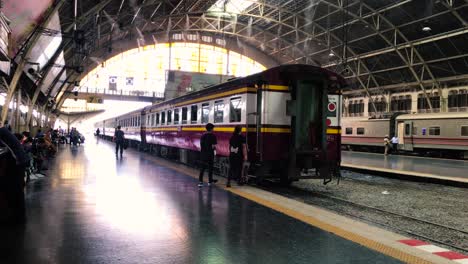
273, 170, 468, 253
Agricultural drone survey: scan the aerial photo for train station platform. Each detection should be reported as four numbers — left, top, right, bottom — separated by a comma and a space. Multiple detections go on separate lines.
0, 138, 463, 264
342, 151, 468, 184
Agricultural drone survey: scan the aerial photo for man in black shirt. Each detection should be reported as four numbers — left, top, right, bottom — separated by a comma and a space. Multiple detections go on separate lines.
227, 125, 248, 187
199, 123, 217, 187
113, 126, 125, 159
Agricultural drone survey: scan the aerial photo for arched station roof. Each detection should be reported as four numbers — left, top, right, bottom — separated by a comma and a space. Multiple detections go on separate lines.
50, 0, 468, 101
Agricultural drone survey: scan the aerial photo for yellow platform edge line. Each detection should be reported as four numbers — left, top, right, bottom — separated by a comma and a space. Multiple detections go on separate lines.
140, 153, 431, 264
225, 188, 432, 264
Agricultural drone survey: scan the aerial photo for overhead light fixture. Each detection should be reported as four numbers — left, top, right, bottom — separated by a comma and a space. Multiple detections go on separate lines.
329, 52, 334, 57
422, 26, 431, 32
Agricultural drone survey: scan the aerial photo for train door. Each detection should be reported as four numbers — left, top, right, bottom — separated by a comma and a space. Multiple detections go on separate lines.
401, 121, 413, 151
397, 122, 405, 146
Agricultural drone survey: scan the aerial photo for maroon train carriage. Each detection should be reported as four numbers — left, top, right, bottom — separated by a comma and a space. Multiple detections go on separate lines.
96, 64, 345, 184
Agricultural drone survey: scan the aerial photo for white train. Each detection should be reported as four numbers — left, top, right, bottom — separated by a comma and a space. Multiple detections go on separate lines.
342, 112, 468, 159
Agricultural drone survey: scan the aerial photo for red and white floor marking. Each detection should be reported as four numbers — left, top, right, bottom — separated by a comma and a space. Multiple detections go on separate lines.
399, 239, 468, 263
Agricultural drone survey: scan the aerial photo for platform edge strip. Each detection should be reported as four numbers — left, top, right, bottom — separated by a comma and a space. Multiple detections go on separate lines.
142, 154, 434, 264
226, 188, 433, 264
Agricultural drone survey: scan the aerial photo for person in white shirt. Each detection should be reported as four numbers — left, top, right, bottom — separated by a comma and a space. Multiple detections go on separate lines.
391, 136, 399, 154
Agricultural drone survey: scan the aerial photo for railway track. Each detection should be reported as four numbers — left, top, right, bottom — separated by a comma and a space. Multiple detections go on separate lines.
259, 183, 468, 255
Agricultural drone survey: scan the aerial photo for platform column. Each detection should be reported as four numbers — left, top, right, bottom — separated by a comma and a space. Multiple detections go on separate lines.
410, 91, 418, 114
363, 97, 369, 117
14, 87, 21, 133
384, 93, 391, 112
440, 85, 448, 113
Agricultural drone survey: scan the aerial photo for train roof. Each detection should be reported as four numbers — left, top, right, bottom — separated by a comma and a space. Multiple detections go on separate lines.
396, 112, 468, 120
142, 64, 346, 112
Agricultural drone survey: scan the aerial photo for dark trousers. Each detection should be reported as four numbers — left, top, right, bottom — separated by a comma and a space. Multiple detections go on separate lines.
115, 141, 124, 156
199, 157, 214, 183
392, 143, 398, 153
228, 156, 243, 184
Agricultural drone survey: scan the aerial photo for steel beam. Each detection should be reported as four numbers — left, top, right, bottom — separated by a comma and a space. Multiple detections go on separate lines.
0, 0, 65, 124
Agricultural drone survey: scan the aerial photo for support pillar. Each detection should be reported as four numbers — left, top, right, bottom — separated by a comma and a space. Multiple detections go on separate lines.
440, 85, 448, 113
363, 97, 369, 117
14, 88, 21, 132
411, 91, 418, 114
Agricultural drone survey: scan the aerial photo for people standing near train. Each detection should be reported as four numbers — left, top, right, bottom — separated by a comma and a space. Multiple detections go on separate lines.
96, 128, 100, 137
198, 123, 217, 187
227, 126, 248, 188
391, 135, 399, 154
113, 126, 125, 159
384, 135, 391, 156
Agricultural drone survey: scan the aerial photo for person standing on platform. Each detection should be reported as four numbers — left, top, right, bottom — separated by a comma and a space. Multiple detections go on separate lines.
96, 128, 100, 137
198, 123, 217, 187
391, 135, 399, 154
227, 125, 248, 188
384, 135, 391, 156
113, 126, 125, 159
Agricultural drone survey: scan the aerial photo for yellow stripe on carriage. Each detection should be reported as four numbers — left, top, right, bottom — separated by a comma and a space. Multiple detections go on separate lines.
146, 126, 291, 133
145, 127, 339, 134
172, 85, 289, 108
174, 87, 257, 107
266, 85, 289, 91
326, 128, 341, 134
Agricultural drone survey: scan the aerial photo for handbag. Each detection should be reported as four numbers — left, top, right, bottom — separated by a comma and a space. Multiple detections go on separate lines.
123, 140, 129, 150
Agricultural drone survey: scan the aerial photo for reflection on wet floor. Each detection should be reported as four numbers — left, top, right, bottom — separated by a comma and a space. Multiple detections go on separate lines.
0, 139, 402, 264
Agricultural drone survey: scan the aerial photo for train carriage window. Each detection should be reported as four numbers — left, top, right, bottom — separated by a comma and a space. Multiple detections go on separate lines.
461, 126, 468, 136
191, 105, 198, 124
138, 116, 140, 127
151, 114, 155, 126
214, 100, 224, 123
202, 103, 210, 124
156, 113, 160, 125
167, 110, 172, 124
429, 126, 440, 136
345, 128, 353, 135
356, 127, 365, 135
182, 107, 188, 124
147, 115, 150, 126
405, 124, 411, 136
161, 112, 166, 124
412, 127, 418, 135
230, 97, 242, 122
174, 109, 180, 125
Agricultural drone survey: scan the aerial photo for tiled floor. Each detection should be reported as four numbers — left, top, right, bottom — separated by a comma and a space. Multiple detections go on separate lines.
0, 138, 402, 263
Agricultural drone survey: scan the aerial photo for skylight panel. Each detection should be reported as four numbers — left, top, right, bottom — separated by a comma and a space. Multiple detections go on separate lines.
207, 0, 257, 17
